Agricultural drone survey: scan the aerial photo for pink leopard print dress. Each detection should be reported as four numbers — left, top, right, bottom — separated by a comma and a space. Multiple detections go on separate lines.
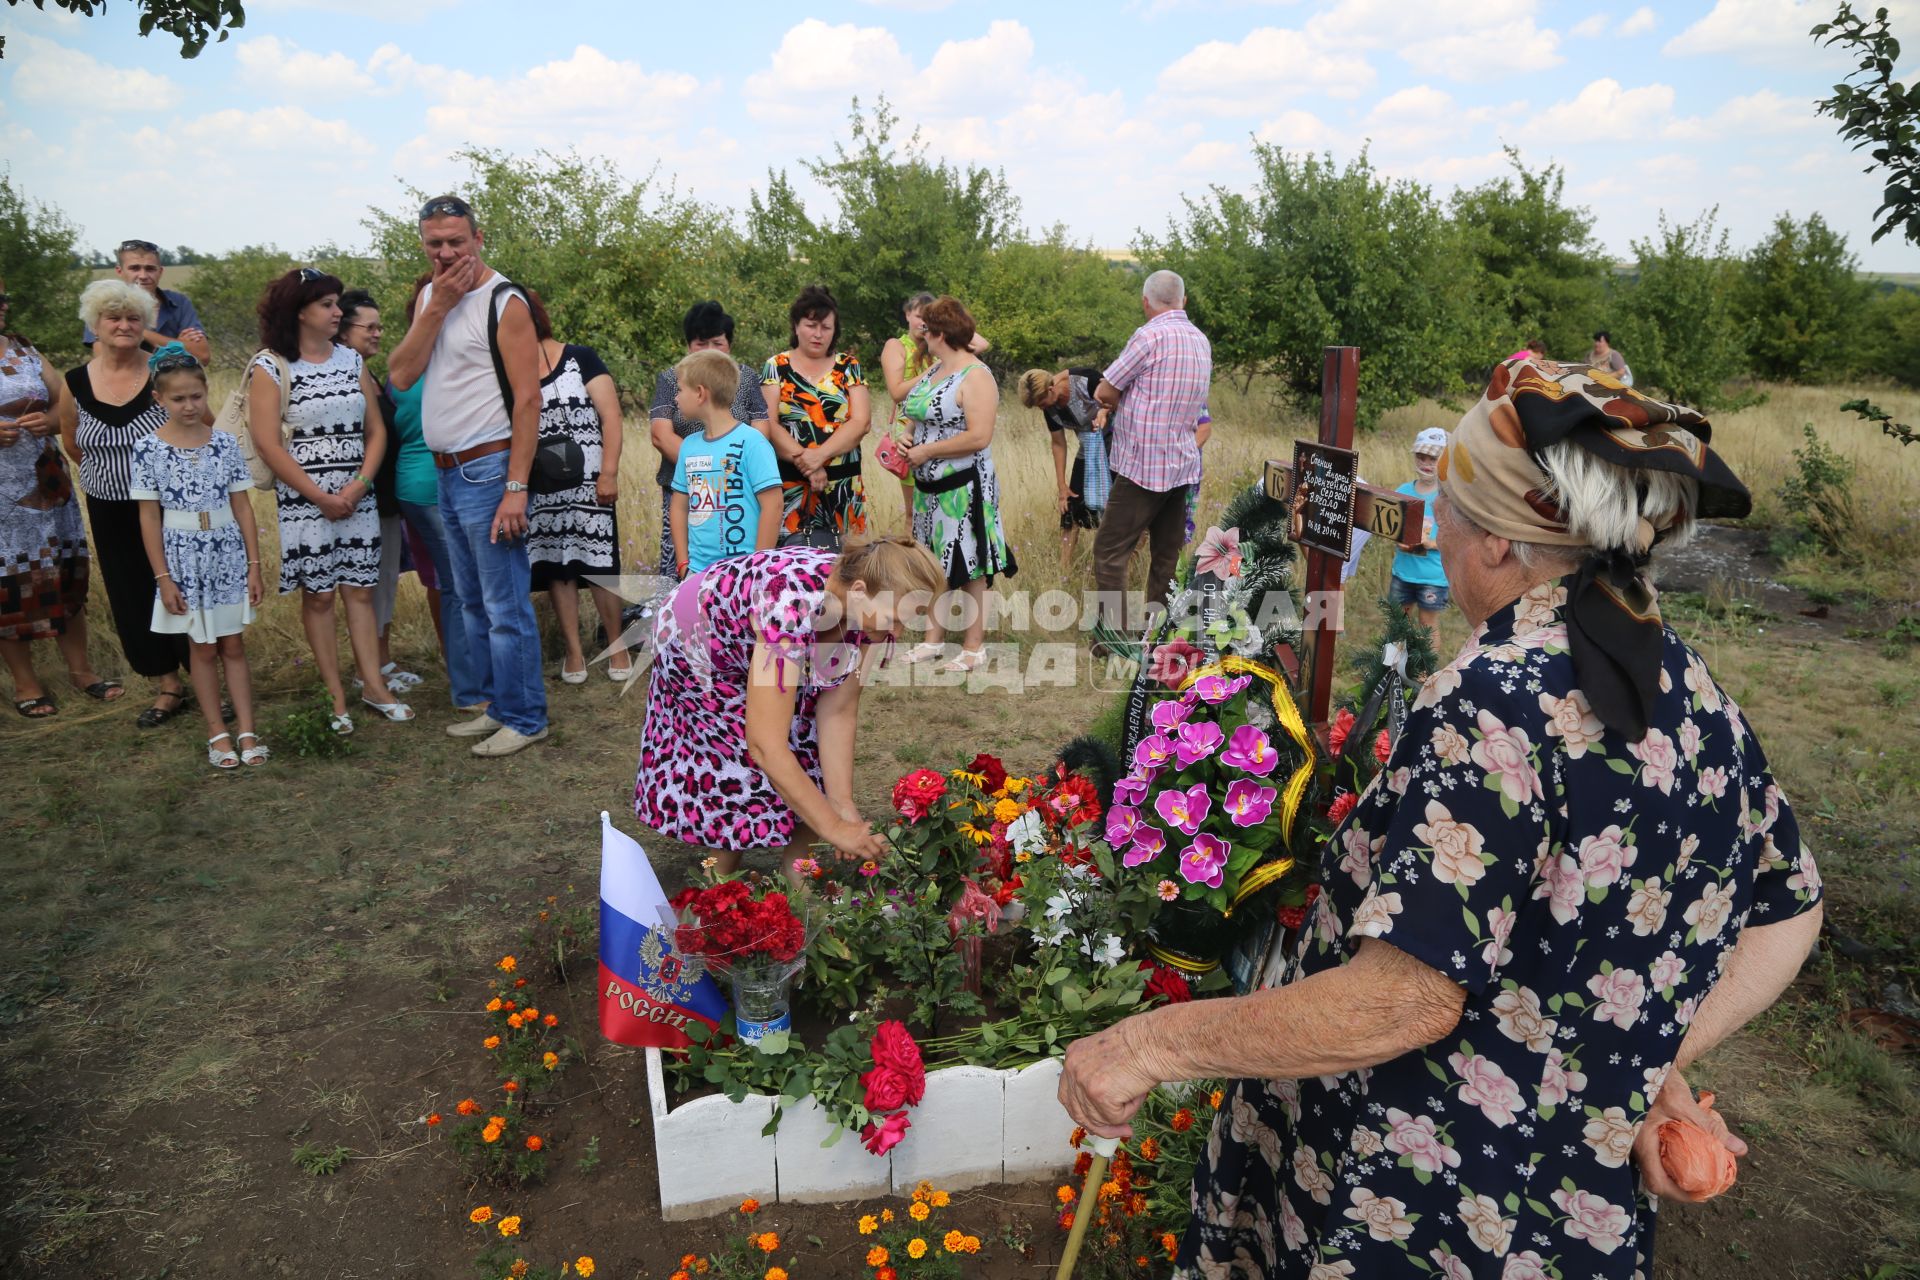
634, 546, 859, 850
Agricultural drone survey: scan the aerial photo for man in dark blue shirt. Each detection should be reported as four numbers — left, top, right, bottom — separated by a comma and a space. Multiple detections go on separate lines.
81, 238, 209, 362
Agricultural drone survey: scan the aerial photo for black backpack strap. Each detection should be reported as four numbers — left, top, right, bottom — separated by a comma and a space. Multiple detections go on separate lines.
484, 278, 520, 418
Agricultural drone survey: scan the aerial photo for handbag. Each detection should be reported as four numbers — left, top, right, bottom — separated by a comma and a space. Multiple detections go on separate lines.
529, 432, 586, 495
219, 350, 292, 489
778, 525, 840, 551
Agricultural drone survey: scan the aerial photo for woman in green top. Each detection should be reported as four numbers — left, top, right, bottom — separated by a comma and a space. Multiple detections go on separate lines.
878, 292, 989, 530
390, 275, 486, 711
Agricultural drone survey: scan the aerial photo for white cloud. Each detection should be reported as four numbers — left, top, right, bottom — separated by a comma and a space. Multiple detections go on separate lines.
745, 19, 914, 124
178, 106, 373, 157
403, 45, 702, 142
235, 36, 375, 94
858, 0, 957, 9
1157, 26, 1375, 112
7, 31, 181, 112
1177, 139, 1246, 172
1526, 77, 1674, 138
1619, 6, 1655, 36
1360, 85, 1475, 150
918, 20, 1037, 113
1665, 88, 1819, 140
1665, 0, 1920, 59
1570, 13, 1609, 39
1306, 0, 1561, 80
1400, 18, 1560, 80
247, 0, 457, 15
1255, 108, 1342, 150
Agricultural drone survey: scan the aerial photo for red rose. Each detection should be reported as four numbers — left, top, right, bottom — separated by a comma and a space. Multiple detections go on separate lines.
968, 753, 1009, 794
1142, 962, 1192, 1006
860, 1110, 912, 1155
1326, 791, 1357, 826
868, 1021, 926, 1105
1373, 729, 1392, 765
1147, 639, 1205, 690
1326, 707, 1357, 756
861, 1064, 914, 1113
891, 769, 948, 823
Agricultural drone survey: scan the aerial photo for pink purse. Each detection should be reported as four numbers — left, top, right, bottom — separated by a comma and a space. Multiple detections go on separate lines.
874, 431, 911, 479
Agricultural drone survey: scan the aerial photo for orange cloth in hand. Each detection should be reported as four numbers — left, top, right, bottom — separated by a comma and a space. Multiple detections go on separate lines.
1656, 1091, 1739, 1199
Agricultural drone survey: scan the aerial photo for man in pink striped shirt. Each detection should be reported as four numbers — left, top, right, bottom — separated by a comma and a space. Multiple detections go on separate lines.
1092, 269, 1212, 634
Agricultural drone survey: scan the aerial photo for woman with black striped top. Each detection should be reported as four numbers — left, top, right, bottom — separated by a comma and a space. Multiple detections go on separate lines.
58, 279, 190, 727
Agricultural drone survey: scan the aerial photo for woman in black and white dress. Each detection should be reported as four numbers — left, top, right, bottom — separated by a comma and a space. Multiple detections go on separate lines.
59, 279, 188, 726
247, 268, 411, 733
523, 290, 630, 684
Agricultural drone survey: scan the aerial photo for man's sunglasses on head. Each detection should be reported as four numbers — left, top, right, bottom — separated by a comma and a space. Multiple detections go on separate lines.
118, 239, 160, 255
420, 197, 473, 220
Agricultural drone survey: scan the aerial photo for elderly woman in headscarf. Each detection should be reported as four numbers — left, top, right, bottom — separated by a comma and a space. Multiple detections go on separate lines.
1059, 357, 1825, 1280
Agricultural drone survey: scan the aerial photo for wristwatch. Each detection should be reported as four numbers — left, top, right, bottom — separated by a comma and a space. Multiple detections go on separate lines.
504, 480, 529, 493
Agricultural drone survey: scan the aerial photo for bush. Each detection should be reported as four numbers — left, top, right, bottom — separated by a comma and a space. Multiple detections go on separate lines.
1776, 423, 1858, 555
1614, 210, 1751, 409
1450, 148, 1610, 360
0, 174, 84, 364
1734, 213, 1873, 383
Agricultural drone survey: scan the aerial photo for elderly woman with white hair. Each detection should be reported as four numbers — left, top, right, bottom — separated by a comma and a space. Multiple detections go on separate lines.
1061, 358, 1825, 1279
58, 279, 193, 726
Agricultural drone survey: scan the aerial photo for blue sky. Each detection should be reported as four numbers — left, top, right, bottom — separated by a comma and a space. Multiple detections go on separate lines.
4, 0, 1919, 270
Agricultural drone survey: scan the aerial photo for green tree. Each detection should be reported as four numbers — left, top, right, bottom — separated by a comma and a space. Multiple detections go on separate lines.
362, 147, 748, 397
1613, 210, 1750, 409
183, 244, 300, 370
2, 0, 245, 58
1812, 1, 1920, 245
0, 172, 83, 362
1141, 144, 1477, 427
1450, 148, 1609, 359
1854, 285, 1920, 386
1733, 213, 1872, 382
970, 230, 1140, 373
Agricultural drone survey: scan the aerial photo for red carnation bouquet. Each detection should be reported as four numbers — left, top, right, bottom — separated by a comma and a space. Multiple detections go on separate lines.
672, 879, 808, 972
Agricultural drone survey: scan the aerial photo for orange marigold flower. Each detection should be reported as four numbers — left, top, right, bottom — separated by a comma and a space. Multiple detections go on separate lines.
525, 1135, 543, 1152
522, 1007, 539, 1020
486, 998, 504, 1013
1073, 1152, 1093, 1177
754, 1231, 779, 1253
482, 1124, 503, 1144
1057, 1209, 1075, 1231
502, 1000, 517, 1012
497, 1214, 521, 1237
765, 1269, 787, 1280
1170, 1108, 1195, 1132
865, 1245, 889, 1267
469, 1205, 493, 1224
943, 1230, 965, 1253
573, 1258, 595, 1278
503, 1081, 520, 1093
670, 1272, 690, 1280
1162, 1230, 1179, 1257
876, 1269, 896, 1280
695, 1264, 709, 1276
1069, 1126, 1087, 1148
514, 977, 527, 988
881, 1208, 894, 1223
543, 1014, 559, 1028
913, 1179, 933, 1200
1209, 1088, 1224, 1109
906, 1239, 927, 1260
456, 1098, 481, 1116
930, 1189, 950, 1208
857, 1215, 878, 1235
681, 1256, 698, 1269
507, 1013, 526, 1030
497, 955, 517, 973
908, 1201, 930, 1222
484, 1035, 503, 1050
543, 1051, 559, 1071
1056, 1185, 1076, 1204
962, 1236, 981, 1254
1139, 1137, 1160, 1160
509, 1263, 529, 1279
1128, 1193, 1148, 1215
739, 1198, 760, 1215
425, 1113, 442, 1127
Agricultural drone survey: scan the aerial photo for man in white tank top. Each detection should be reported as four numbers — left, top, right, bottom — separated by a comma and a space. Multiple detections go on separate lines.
388, 195, 550, 756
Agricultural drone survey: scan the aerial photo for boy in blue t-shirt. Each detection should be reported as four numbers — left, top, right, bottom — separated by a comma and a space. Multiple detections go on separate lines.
1390, 426, 1451, 648
669, 349, 782, 577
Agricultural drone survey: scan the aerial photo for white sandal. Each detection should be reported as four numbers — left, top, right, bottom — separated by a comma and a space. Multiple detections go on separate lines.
606, 659, 635, 683
359, 697, 415, 722
207, 732, 239, 770
237, 732, 270, 766
939, 648, 988, 673
330, 711, 354, 735
904, 641, 946, 665
560, 664, 589, 685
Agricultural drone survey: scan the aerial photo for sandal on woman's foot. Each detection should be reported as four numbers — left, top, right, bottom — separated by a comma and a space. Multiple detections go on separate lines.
136, 689, 188, 729
903, 641, 946, 665
606, 660, 635, 683
938, 648, 988, 673
237, 732, 270, 766
13, 695, 56, 719
559, 664, 589, 685
207, 732, 239, 770
68, 674, 125, 702
330, 711, 354, 736
359, 696, 415, 722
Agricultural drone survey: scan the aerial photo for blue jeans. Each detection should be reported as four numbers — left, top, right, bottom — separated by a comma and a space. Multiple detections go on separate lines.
1389, 575, 1451, 612
399, 498, 487, 710
437, 450, 547, 734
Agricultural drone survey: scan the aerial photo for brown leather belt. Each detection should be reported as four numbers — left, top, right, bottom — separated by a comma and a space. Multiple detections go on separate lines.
432, 438, 511, 470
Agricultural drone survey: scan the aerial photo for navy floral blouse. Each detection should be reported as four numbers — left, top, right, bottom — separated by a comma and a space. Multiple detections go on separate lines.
1179, 579, 1823, 1280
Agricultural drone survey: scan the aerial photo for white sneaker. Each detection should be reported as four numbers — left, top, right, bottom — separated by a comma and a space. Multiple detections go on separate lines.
446, 712, 502, 738
470, 725, 549, 757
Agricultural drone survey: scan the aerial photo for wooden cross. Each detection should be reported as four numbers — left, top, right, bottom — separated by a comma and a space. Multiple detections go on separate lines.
1263, 347, 1429, 740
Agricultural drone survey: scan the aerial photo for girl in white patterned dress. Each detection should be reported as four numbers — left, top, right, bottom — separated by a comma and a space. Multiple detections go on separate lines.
247, 267, 411, 734
133, 345, 267, 768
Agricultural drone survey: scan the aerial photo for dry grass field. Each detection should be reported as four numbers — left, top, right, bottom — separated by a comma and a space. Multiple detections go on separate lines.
1, 372, 1916, 1277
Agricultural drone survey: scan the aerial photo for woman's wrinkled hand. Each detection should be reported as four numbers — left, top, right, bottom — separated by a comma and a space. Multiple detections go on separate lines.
1058, 1017, 1161, 1140
826, 816, 889, 864
1632, 1067, 1746, 1202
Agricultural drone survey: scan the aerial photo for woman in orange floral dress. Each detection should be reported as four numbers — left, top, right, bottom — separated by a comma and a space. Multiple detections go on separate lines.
762, 285, 869, 546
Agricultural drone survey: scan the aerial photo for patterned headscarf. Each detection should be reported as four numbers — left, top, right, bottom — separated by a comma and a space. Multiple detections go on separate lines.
1438, 357, 1750, 741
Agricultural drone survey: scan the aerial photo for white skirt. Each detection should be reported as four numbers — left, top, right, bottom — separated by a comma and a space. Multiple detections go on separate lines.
150, 597, 255, 644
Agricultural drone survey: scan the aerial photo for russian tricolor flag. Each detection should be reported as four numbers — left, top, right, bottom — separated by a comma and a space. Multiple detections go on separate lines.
598, 812, 729, 1049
